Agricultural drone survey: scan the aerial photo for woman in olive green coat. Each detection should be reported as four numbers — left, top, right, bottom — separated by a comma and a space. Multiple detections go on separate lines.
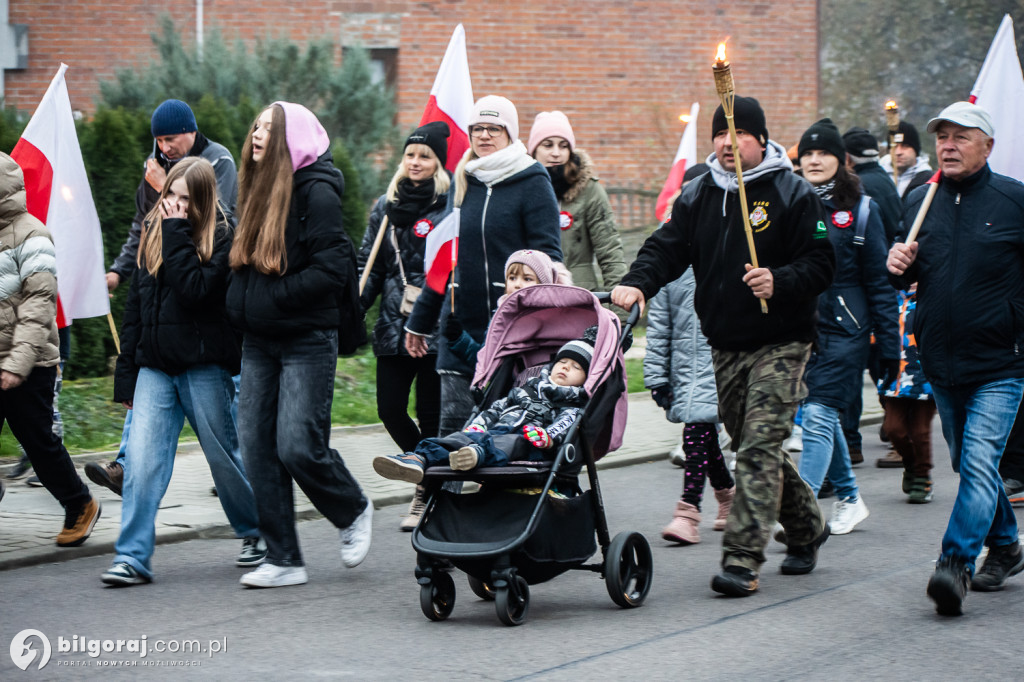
528, 111, 626, 291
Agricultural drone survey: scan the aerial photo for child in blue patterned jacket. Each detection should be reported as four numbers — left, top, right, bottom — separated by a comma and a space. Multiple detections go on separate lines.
372, 328, 594, 484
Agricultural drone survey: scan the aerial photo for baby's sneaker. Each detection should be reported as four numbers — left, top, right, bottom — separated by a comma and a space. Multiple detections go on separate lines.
372, 453, 426, 483
450, 445, 481, 471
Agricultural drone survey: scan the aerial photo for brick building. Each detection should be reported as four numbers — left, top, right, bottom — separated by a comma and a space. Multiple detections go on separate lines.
3, 0, 819, 191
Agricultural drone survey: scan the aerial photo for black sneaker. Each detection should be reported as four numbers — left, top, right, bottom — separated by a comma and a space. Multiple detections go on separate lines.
780, 523, 831, 575
927, 556, 970, 615
101, 562, 151, 586
237, 537, 268, 567
970, 542, 1024, 592
711, 565, 759, 597
26, 474, 43, 487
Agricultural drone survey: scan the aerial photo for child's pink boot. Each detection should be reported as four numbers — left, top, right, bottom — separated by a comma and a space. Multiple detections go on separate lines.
713, 486, 735, 531
662, 501, 701, 544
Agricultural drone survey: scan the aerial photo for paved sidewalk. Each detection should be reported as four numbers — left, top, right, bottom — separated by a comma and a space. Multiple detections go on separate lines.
0, 379, 883, 571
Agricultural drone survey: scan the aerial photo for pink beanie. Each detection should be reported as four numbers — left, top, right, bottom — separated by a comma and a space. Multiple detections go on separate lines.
527, 111, 576, 156
272, 101, 330, 172
504, 249, 573, 285
468, 95, 519, 142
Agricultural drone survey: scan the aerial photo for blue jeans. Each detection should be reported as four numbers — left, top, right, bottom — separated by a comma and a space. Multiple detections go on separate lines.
797, 401, 859, 501
415, 427, 543, 468
114, 365, 259, 579
116, 375, 240, 469
932, 378, 1024, 572
239, 330, 367, 567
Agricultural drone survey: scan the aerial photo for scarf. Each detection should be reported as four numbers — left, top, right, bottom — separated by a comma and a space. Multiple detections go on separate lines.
386, 178, 438, 227
465, 140, 537, 186
546, 163, 571, 200
812, 178, 836, 201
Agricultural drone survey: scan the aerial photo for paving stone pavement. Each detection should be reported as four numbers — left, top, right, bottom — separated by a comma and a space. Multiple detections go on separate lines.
0, 379, 883, 571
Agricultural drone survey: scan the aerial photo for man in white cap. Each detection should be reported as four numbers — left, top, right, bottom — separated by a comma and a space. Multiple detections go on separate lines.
888, 101, 1024, 616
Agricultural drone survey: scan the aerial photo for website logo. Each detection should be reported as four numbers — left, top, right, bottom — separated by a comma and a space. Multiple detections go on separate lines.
10, 629, 52, 671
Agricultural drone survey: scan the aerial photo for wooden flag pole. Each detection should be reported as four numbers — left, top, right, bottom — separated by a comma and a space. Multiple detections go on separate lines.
358, 216, 390, 295
106, 311, 121, 355
904, 172, 941, 244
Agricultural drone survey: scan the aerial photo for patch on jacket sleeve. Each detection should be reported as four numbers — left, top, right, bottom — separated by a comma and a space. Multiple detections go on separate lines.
813, 221, 828, 239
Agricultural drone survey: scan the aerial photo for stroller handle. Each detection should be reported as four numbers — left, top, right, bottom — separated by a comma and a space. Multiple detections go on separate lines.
593, 292, 641, 328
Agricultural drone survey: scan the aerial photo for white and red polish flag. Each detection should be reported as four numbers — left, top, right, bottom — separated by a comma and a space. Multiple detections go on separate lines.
655, 102, 700, 223
970, 14, 1024, 181
419, 24, 474, 172
423, 208, 459, 295
11, 64, 108, 327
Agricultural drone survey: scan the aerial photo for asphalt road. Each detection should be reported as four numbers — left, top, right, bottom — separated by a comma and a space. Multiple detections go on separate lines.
2, 430, 1021, 680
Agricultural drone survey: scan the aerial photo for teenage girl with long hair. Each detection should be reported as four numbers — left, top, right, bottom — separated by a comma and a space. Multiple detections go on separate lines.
102, 157, 262, 586
227, 102, 372, 588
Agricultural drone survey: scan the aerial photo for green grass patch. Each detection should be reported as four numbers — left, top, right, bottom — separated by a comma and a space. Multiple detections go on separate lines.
0, 343, 644, 460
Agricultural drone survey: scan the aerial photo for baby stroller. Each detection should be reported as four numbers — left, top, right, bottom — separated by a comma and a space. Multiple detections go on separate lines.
410, 284, 653, 625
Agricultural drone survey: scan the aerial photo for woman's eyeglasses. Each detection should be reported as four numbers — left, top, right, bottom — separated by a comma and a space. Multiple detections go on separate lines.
469, 125, 505, 138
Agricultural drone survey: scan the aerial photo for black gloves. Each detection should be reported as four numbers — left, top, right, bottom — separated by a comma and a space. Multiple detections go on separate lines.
881, 359, 900, 388
651, 385, 673, 410
443, 315, 463, 342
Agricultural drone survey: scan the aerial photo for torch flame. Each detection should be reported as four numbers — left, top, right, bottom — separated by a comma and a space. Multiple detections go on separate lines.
885, 100, 898, 110
716, 41, 728, 63
679, 113, 692, 123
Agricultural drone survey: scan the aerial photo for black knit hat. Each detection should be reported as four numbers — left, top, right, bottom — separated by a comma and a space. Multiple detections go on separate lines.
893, 121, 921, 155
151, 99, 197, 137
554, 325, 598, 374
711, 96, 769, 146
842, 127, 879, 158
798, 118, 846, 162
405, 121, 450, 168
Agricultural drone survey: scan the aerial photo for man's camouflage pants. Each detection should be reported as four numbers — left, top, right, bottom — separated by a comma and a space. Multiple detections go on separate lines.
712, 341, 825, 572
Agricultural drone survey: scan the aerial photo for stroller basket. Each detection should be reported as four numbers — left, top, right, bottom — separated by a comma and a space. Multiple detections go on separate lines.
416, 488, 597, 584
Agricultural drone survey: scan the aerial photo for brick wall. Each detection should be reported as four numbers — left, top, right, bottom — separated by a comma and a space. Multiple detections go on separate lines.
6, 0, 818, 189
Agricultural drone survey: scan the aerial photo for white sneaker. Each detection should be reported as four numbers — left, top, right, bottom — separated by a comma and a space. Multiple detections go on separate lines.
773, 522, 787, 544
340, 499, 373, 568
783, 425, 803, 453
830, 496, 869, 535
240, 563, 308, 588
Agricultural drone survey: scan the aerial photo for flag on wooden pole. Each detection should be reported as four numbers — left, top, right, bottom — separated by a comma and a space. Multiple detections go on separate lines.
11, 64, 109, 326
655, 102, 700, 223
970, 14, 1024, 181
419, 24, 474, 172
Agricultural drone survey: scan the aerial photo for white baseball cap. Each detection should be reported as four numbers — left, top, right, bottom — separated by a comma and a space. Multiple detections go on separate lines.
926, 101, 995, 137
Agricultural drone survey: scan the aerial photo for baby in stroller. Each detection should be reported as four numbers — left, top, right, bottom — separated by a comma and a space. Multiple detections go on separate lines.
372, 327, 596, 483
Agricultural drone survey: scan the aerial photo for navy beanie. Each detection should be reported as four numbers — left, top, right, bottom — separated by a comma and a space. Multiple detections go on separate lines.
151, 99, 197, 137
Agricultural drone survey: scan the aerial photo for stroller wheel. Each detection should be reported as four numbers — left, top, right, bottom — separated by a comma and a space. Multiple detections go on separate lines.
495, 573, 530, 626
467, 575, 497, 601
605, 531, 653, 608
420, 570, 456, 621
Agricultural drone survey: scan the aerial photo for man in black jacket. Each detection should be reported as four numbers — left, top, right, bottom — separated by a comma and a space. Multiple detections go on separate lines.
888, 101, 1024, 616
613, 97, 835, 597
